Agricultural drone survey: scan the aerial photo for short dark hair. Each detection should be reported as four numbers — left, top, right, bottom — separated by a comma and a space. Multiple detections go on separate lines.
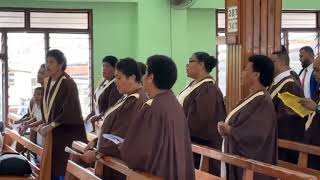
272, 50, 290, 66
146, 55, 177, 90
102, 56, 118, 68
116, 58, 141, 82
193, 52, 217, 73
248, 55, 274, 87
281, 45, 287, 52
34, 87, 43, 94
46, 49, 67, 71
40, 63, 46, 69
300, 46, 315, 57
138, 62, 146, 76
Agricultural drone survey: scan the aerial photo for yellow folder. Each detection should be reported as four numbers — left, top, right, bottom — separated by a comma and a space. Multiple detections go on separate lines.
278, 92, 313, 118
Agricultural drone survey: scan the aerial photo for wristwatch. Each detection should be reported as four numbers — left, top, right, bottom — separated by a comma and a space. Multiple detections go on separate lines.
95, 151, 103, 159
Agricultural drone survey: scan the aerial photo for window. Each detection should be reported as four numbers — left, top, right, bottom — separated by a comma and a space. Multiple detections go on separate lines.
217, 33, 227, 96
216, 10, 320, 95
282, 13, 317, 29
50, 33, 91, 116
0, 11, 24, 28
30, 12, 89, 29
0, 8, 92, 121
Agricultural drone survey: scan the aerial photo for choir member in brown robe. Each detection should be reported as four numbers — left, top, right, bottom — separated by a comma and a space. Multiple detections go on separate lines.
14, 64, 47, 125
38, 49, 87, 180
218, 55, 277, 180
269, 51, 305, 164
80, 58, 148, 180
85, 56, 122, 132
178, 52, 226, 175
120, 55, 195, 180
299, 56, 320, 170
15, 64, 47, 152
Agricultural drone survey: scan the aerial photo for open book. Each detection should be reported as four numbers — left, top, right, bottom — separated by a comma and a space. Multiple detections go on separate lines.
102, 134, 124, 145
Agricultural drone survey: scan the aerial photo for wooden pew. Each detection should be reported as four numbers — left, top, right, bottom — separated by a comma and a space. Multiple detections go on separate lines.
278, 139, 320, 179
67, 141, 162, 180
0, 127, 44, 180
87, 132, 97, 142
65, 160, 102, 180
193, 144, 317, 180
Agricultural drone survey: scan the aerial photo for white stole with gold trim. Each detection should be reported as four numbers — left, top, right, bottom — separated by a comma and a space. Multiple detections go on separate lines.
42, 76, 66, 123
220, 91, 265, 178
177, 78, 215, 106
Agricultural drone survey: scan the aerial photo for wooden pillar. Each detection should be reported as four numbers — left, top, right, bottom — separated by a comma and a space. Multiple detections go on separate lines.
225, 0, 281, 111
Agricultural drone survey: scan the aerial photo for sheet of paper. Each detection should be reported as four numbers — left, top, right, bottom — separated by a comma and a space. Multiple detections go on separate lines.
278, 92, 312, 117
84, 121, 93, 133
102, 134, 124, 145
65, 146, 81, 155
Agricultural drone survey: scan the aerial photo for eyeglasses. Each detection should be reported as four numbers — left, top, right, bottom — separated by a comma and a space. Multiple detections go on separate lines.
188, 60, 200, 64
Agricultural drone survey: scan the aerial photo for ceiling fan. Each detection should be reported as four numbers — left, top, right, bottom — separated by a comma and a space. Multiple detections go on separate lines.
169, 0, 198, 10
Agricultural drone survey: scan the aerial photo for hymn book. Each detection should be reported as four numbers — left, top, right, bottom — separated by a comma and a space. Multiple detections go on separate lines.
278, 92, 312, 117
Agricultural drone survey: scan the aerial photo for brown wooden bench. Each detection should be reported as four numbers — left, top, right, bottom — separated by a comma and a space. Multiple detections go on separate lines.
66, 141, 163, 180
0, 127, 44, 180
278, 139, 320, 179
65, 159, 102, 180
192, 143, 317, 180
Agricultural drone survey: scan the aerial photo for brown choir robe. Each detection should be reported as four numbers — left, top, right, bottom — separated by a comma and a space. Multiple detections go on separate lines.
290, 70, 301, 85
96, 88, 148, 180
86, 79, 122, 131
120, 90, 195, 180
181, 76, 226, 175
41, 73, 87, 176
268, 75, 305, 164
224, 90, 277, 180
305, 105, 320, 170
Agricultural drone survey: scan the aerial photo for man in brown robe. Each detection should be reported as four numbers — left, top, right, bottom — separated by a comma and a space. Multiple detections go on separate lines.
120, 55, 195, 180
299, 56, 320, 170
178, 52, 226, 175
80, 58, 148, 180
38, 49, 87, 179
269, 51, 305, 164
218, 55, 277, 180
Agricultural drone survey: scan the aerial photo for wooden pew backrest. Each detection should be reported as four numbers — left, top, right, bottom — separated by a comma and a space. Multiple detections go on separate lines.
278, 139, 320, 179
71, 141, 162, 180
66, 160, 102, 180
192, 144, 317, 180
278, 139, 320, 167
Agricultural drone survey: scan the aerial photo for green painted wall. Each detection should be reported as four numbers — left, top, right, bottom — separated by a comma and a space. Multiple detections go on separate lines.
1, 0, 320, 93
0, 0, 139, 90
0, 0, 219, 93
283, 0, 320, 9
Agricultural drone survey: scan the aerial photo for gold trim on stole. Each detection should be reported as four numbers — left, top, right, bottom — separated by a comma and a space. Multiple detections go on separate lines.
269, 78, 294, 99
177, 78, 215, 105
40, 75, 66, 180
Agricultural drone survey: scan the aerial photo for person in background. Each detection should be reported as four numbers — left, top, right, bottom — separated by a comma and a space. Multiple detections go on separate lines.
13, 64, 47, 153
299, 46, 319, 101
85, 56, 122, 133
177, 52, 226, 175
80, 58, 148, 180
269, 51, 305, 164
13, 64, 47, 125
38, 49, 87, 180
120, 55, 195, 180
299, 56, 320, 170
218, 55, 277, 180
